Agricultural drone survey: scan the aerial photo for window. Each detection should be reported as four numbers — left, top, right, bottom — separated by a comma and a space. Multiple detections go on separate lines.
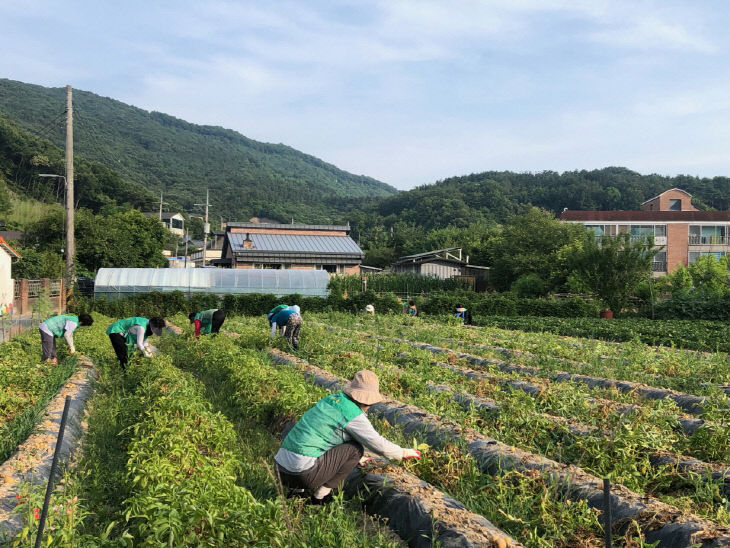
689, 251, 727, 263
171, 218, 184, 229
585, 225, 605, 237
321, 264, 338, 273
669, 199, 681, 211
629, 225, 665, 241
689, 226, 727, 245
652, 251, 667, 272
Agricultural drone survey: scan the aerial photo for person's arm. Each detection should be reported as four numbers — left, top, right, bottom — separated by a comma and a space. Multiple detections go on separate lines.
345, 415, 407, 460
194, 319, 202, 339
63, 321, 78, 354
270, 322, 278, 340
131, 325, 149, 355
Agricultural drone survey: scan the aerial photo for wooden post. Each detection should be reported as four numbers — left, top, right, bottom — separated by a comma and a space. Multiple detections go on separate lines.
19, 279, 29, 315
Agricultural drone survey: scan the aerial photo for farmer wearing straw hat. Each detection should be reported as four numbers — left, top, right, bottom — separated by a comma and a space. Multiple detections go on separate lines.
274, 369, 421, 505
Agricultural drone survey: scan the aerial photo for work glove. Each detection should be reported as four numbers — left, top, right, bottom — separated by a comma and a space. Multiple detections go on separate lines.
402, 449, 421, 460
358, 456, 374, 467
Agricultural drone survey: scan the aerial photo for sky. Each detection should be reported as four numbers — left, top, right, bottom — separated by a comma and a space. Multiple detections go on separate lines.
1, 0, 729, 190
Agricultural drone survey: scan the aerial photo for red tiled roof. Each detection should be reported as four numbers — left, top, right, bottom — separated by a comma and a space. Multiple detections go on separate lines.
560, 210, 730, 222
0, 237, 21, 259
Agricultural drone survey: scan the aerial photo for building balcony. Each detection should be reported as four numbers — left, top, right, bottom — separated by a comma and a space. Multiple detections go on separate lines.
689, 235, 729, 246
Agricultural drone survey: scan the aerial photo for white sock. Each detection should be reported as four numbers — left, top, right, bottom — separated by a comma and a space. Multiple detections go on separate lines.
313, 486, 332, 499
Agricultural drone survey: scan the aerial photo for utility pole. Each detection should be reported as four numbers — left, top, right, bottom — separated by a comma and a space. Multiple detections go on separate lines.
184, 229, 189, 268
194, 189, 210, 267
65, 85, 75, 300
158, 192, 168, 220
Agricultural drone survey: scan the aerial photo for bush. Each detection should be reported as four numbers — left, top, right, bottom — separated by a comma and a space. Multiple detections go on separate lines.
510, 274, 548, 298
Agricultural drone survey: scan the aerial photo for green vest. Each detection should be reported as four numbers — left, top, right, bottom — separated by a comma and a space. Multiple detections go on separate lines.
106, 317, 149, 346
281, 392, 362, 458
194, 309, 217, 335
44, 315, 79, 338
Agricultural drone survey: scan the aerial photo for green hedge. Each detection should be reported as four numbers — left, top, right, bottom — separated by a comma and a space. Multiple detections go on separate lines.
72, 290, 403, 318
653, 294, 730, 321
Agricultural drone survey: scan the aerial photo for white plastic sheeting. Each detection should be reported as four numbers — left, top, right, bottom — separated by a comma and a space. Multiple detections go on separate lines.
94, 268, 330, 299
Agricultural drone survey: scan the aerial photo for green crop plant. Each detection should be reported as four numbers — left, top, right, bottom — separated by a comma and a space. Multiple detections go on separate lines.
0, 330, 79, 462
260, 319, 730, 526
159, 329, 610, 547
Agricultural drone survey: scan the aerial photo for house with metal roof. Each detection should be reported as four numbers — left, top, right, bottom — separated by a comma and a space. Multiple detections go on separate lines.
392, 248, 490, 290
560, 188, 730, 274
219, 222, 364, 274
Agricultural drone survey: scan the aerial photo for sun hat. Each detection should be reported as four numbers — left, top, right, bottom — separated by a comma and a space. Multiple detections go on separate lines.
343, 370, 383, 405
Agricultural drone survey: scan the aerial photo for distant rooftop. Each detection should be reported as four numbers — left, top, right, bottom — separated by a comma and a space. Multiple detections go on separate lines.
227, 232, 363, 258
226, 222, 350, 232
560, 210, 730, 222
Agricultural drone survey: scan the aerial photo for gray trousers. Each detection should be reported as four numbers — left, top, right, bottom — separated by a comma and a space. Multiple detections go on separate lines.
275, 440, 364, 491
40, 330, 57, 360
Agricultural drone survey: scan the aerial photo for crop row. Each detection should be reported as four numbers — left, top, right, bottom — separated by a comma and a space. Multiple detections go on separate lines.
216, 315, 730, 529
0, 329, 79, 464
473, 315, 730, 354
162, 329, 526, 547
167, 322, 610, 547
6, 320, 405, 547
263, 345, 730, 547
220, 315, 730, 543
316, 312, 730, 395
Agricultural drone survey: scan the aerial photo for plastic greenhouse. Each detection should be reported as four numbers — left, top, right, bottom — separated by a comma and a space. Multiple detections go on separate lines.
93, 268, 330, 300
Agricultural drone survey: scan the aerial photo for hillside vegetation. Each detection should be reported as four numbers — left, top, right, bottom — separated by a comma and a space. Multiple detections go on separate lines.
0, 78, 396, 223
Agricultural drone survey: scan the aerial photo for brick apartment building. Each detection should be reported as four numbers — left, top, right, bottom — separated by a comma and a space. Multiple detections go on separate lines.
560, 188, 730, 275
219, 222, 364, 274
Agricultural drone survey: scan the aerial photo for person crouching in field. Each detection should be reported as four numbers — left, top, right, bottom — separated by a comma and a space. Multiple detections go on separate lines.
268, 304, 302, 350
39, 313, 94, 364
106, 316, 165, 370
189, 308, 226, 339
274, 369, 421, 504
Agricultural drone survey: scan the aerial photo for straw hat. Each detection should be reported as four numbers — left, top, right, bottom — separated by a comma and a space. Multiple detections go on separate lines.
344, 370, 382, 405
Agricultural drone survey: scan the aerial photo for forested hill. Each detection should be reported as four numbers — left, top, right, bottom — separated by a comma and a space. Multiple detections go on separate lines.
0, 78, 396, 223
0, 114, 158, 212
355, 167, 730, 231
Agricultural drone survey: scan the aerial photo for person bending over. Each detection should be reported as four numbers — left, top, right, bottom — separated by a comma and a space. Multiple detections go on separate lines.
268, 304, 302, 350
189, 308, 226, 339
39, 313, 93, 364
106, 316, 165, 370
274, 369, 421, 505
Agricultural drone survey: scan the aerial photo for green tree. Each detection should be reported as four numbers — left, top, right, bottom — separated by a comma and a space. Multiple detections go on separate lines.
667, 255, 729, 295
566, 233, 657, 313
485, 208, 590, 292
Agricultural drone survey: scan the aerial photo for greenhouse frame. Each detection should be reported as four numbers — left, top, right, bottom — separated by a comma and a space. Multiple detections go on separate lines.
93, 268, 330, 300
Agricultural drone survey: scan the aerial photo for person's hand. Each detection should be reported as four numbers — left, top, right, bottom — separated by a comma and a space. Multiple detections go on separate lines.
358, 456, 373, 467
402, 449, 421, 460
69, 347, 76, 355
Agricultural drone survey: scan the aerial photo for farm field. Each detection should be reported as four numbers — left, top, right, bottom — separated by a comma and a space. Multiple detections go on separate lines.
2, 311, 730, 546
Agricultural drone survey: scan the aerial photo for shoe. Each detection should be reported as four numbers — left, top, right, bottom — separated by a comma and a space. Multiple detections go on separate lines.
309, 493, 334, 505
